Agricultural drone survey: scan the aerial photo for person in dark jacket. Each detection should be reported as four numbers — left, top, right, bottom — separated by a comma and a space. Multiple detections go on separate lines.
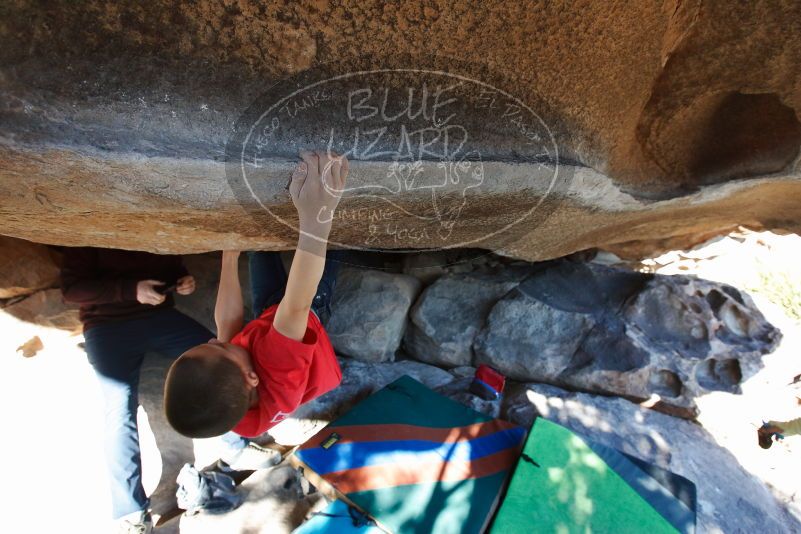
60, 248, 227, 533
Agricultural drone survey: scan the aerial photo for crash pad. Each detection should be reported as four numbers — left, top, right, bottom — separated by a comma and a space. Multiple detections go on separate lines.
293, 375, 526, 534
489, 417, 696, 534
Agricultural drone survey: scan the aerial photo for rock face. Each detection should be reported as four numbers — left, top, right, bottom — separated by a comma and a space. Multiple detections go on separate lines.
0, 237, 60, 299
502, 383, 801, 533
2, 288, 80, 332
476, 293, 597, 377
405, 260, 780, 415
1, 2, 801, 259
326, 269, 421, 362
405, 269, 528, 367
0, 237, 80, 331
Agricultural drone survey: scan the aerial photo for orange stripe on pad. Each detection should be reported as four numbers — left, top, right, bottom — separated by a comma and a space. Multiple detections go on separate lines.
324, 447, 521, 494
301, 419, 520, 450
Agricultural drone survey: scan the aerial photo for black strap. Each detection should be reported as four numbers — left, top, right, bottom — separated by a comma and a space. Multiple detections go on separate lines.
311, 504, 375, 528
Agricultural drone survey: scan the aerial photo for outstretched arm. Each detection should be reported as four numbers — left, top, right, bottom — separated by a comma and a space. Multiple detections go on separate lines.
214, 250, 244, 342
273, 150, 348, 341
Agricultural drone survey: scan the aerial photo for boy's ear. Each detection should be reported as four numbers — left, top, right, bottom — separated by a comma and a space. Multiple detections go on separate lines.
245, 370, 259, 388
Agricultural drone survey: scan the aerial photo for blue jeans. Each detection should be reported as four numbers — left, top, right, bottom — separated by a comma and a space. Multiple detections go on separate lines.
83, 308, 246, 519
249, 250, 346, 324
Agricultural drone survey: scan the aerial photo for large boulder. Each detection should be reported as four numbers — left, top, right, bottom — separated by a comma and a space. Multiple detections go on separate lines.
1, 2, 800, 259
502, 383, 801, 533
423, 261, 781, 415
475, 292, 596, 378
404, 268, 528, 367
326, 269, 421, 362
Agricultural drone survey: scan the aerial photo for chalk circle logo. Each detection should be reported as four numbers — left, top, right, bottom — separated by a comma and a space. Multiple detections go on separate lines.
226, 67, 569, 258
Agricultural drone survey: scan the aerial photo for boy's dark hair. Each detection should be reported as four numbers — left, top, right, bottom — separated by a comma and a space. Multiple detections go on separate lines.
164, 354, 250, 438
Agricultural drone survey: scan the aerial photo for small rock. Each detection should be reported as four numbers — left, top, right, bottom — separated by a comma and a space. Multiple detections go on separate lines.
16, 335, 44, 357
434, 377, 501, 418
327, 269, 421, 362
591, 250, 625, 266
448, 365, 477, 379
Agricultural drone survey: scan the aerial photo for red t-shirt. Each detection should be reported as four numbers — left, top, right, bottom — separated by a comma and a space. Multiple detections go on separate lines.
230, 304, 341, 438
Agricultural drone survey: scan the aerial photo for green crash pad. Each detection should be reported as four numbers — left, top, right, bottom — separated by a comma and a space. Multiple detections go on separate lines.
490, 417, 696, 534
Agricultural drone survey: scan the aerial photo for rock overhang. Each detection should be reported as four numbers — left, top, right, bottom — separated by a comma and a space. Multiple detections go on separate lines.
1, 1, 800, 258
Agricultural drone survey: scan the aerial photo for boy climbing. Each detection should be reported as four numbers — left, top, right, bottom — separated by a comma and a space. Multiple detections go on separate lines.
164, 150, 348, 439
